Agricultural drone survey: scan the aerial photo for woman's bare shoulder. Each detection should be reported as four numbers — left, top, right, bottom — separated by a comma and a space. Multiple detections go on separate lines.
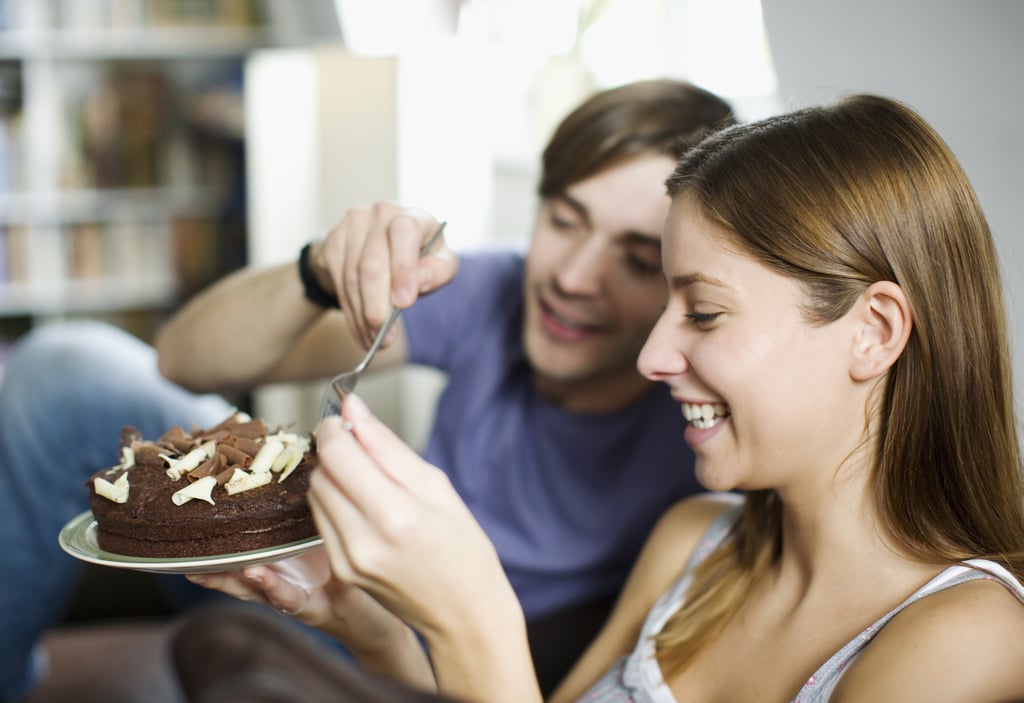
629, 493, 743, 595
649, 493, 742, 550
834, 575, 1024, 702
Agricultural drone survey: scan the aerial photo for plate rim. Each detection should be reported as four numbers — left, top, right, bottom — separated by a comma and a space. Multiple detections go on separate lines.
58, 509, 323, 574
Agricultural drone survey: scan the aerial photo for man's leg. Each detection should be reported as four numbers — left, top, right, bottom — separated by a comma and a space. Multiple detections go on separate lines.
0, 321, 232, 701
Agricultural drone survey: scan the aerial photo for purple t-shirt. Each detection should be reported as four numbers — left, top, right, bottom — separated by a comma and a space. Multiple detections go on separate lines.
402, 252, 701, 619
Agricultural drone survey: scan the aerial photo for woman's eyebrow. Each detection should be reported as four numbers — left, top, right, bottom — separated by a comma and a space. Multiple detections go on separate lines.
669, 272, 731, 291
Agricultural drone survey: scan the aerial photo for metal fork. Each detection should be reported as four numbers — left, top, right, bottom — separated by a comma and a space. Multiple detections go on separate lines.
318, 221, 447, 419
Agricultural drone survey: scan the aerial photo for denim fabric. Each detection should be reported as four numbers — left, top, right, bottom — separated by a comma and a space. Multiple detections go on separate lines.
0, 321, 232, 701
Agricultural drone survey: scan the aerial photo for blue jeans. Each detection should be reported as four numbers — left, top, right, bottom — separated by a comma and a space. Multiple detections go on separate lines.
0, 321, 233, 701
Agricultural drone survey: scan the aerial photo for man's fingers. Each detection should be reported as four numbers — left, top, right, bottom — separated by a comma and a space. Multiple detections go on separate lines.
388, 211, 436, 308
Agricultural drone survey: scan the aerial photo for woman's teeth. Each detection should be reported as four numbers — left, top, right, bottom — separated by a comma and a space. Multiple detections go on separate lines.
681, 402, 730, 429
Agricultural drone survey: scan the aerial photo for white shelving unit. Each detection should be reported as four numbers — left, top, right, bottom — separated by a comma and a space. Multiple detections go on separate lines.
0, 0, 266, 343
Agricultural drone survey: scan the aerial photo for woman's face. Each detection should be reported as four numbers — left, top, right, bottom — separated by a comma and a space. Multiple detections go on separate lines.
638, 196, 866, 494
522, 154, 675, 410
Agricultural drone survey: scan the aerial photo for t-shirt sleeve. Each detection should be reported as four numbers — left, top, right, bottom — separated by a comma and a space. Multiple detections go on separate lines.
402, 251, 524, 373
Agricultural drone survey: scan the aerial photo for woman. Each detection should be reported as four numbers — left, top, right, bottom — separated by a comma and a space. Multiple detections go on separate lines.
182, 94, 1024, 702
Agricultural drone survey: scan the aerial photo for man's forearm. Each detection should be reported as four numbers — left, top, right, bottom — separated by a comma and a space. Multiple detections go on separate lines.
156, 261, 326, 393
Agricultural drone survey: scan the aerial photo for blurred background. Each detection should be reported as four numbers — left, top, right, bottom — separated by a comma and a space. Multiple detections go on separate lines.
1, 0, 1021, 442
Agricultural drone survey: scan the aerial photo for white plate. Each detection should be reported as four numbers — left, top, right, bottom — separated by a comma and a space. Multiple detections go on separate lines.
58, 510, 324, 574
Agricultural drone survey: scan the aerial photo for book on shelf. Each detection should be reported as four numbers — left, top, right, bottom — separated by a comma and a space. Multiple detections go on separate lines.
0, 216, 238, 311
51, 0, 262, 31
0, 60, 22, 194
58, 63, 243, 192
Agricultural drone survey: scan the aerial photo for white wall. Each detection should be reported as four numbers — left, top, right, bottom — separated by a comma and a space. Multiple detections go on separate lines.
761, 0, 1024, 420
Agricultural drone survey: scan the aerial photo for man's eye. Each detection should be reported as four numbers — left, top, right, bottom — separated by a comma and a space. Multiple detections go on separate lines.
626, 256, 662, 277
548, 212, 579, 231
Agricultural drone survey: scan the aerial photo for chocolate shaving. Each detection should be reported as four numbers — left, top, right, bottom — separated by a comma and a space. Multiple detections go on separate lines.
159, 426, 195, 453
119, 426, 143, 450
217, 445, 253, 469
206, 415, 267, 439
214, 466, 240, 485
220, 435, 263, 457
188, 453, 227, 482
131, 442, 166, 468
222, 421, 267, 440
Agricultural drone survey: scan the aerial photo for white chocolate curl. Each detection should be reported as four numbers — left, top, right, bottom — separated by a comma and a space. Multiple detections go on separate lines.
163, 440, 216, 481
249, 439, 285, 474
267, 431, 302, 445
225, 468, 273, 495
94, 472, 130, 503
273, 444, 305, 482
172, 475, 218, 506
120, 446, 135, 469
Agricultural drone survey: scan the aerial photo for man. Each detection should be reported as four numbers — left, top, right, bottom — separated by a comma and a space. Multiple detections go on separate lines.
0, 79, 733, 700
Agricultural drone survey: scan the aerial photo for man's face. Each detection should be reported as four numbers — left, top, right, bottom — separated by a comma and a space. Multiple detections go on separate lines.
522, 154, 674, 411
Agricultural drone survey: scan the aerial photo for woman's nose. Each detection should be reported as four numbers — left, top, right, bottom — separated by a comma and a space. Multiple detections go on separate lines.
637, 314, 688, 381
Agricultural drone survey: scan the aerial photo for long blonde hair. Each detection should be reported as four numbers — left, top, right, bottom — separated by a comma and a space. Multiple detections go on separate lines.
655, 94, 1024, 676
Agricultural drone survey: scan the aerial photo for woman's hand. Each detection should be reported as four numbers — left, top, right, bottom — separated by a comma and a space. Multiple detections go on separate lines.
310, 203, 458, 350
186, 549, 392, 640
309, 394, 541, 703
186, 549, 436, 686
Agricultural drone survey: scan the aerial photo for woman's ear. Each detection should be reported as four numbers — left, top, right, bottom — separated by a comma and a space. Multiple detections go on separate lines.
850, 281, 912, 382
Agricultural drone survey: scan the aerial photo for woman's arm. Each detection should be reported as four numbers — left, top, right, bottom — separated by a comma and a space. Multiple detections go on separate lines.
309, 395, 542, 703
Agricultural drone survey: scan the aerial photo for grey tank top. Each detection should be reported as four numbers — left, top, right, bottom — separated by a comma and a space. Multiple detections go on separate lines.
576, 499, 1024, 703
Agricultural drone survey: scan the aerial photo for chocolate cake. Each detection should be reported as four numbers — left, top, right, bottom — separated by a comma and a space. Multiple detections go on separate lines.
87, 412, 319, 558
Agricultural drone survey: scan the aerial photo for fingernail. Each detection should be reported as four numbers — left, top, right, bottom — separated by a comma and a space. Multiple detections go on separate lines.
418, 264, 432, 292
393, 286, 413, 307
189, 575, 207, 585
341, 421, 354, 432
345, 393, 371, 422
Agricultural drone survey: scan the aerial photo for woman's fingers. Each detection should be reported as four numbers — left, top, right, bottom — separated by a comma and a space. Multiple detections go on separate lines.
342, 394, 436, 488
240, 565, 311, 617
187, 571, 262, 602
308, 487, 362, 584
310, 400, 503, 639
187, 562, 318, 619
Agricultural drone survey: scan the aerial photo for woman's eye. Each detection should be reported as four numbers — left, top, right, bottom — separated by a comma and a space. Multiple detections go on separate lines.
685, 311, 722, 327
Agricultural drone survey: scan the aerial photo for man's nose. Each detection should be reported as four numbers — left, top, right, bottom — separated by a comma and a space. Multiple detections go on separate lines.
554, 236, 608, 296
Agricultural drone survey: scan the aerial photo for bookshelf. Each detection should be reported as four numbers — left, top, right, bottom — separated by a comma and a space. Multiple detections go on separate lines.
0, 0, 266, 365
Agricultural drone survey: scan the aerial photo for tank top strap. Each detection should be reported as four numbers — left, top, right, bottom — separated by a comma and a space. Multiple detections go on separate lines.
793, 558, 1024, 702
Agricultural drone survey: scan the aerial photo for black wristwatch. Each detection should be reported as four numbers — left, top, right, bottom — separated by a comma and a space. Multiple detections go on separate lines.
298, 243, 340, 309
